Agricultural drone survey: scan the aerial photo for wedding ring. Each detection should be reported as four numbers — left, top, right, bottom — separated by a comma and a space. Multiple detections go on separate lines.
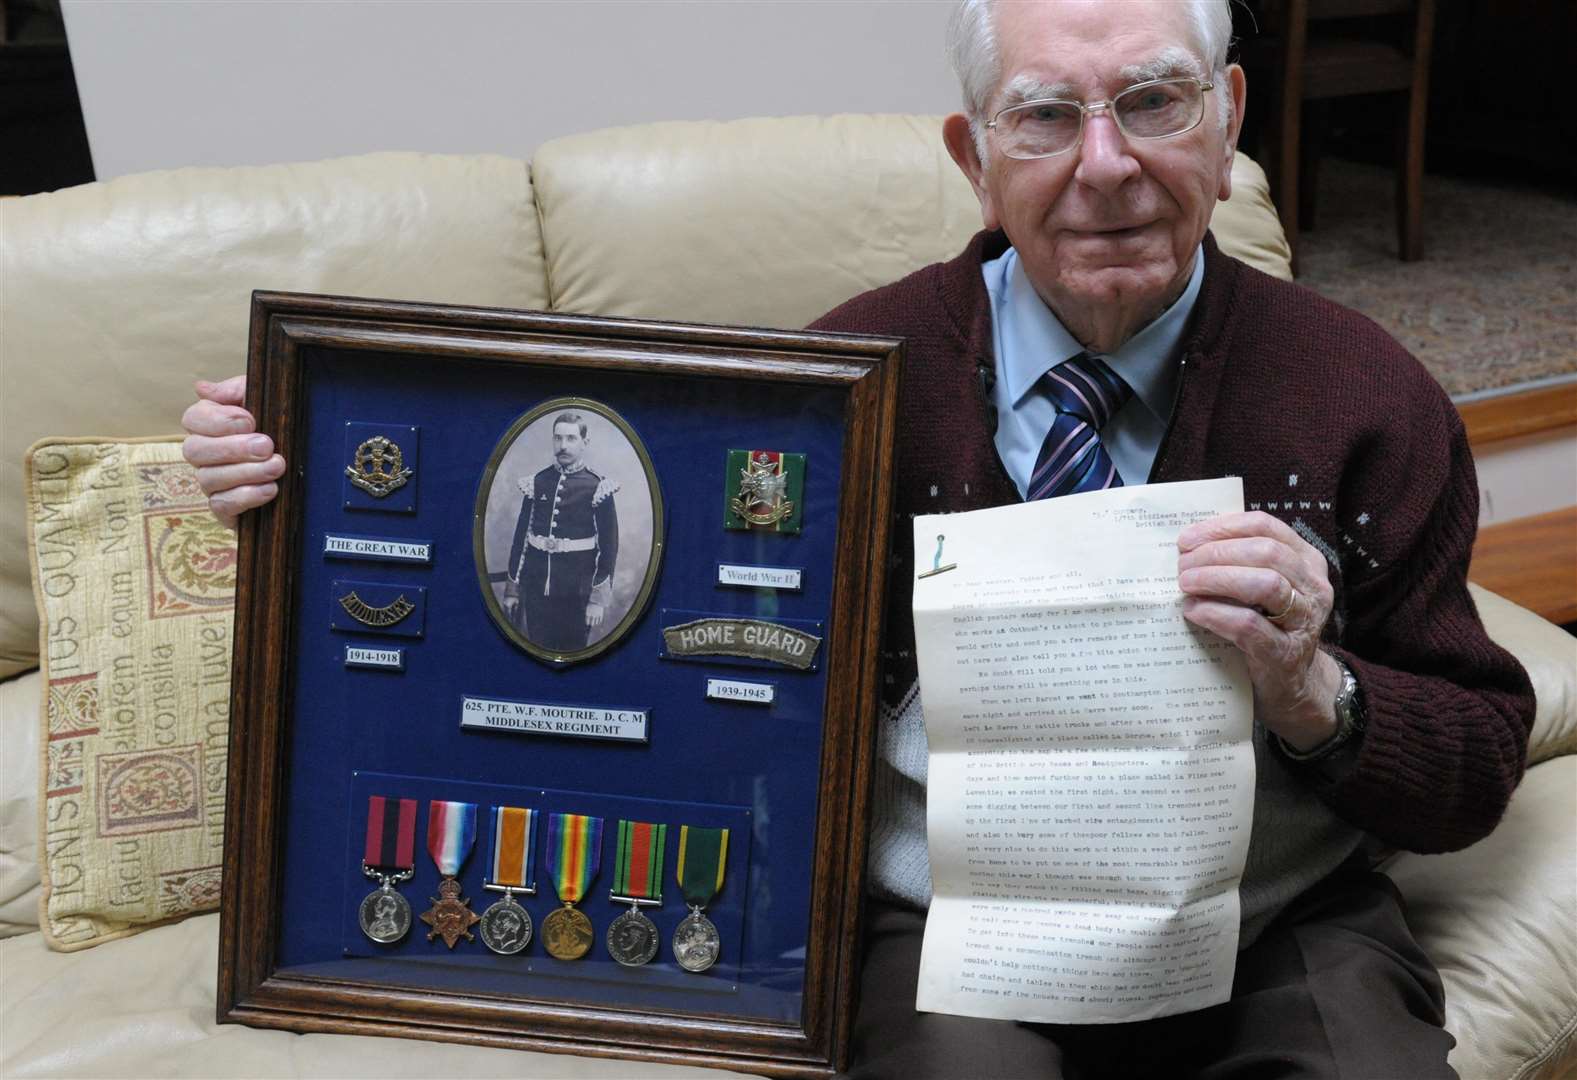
1265, 589, 1298, 623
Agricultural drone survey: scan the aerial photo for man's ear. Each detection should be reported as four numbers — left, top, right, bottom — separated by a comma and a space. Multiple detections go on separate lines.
943, 112, 999, 230
1217, 64, 1248, 202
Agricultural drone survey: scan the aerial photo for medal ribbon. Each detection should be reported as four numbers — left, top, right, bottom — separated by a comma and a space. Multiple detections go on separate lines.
363, 795, 418, 870
489, 805, 539, 889
676, 826, 729, 908
613, 819, 667, 900
546, 812, 603, 904
425, 800, 477, 877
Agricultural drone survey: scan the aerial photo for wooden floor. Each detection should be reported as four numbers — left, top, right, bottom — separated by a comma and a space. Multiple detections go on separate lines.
1469, 507, 1577, 626
1459, 383, 1577, 625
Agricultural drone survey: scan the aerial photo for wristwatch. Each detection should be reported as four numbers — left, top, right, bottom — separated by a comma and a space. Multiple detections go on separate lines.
1275, 654, 1366, 765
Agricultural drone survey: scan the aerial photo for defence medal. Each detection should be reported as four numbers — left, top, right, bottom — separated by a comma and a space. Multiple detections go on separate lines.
419, 800, 480, 948
541, 812, 603, 961
358, 795, 418, 944
606, 819, 667, 967
672, 825, 729, 973
479, 805, 539, 955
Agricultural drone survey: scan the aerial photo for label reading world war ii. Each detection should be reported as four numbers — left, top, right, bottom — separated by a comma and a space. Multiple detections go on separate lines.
460, 696, 649, 743
662, 615, 822, 671
345, 645, 405, 671
716, 563, 803, 591
324, 533, 432, 564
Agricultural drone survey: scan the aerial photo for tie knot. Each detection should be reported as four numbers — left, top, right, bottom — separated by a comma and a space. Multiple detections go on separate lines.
1042, 352, 1133, 430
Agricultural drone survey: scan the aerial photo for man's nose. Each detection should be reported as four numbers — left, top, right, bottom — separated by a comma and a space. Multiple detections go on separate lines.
1073, 112, 1141, 192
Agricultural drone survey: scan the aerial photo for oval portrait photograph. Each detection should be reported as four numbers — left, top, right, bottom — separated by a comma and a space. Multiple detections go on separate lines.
474, 397, 663, 664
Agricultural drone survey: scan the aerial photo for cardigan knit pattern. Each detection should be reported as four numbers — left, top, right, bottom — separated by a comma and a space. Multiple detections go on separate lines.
811, 230, 1536, 941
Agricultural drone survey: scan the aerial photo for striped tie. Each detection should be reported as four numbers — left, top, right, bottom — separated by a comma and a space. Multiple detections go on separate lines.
1027, 352, 1134, 501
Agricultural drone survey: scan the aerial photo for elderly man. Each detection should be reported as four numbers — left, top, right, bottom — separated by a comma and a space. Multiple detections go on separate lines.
800, 1, 1534, 1077
182, 1, 1532, 1074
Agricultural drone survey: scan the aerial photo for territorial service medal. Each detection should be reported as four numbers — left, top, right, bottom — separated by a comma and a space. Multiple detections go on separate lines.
672, 825, 728, 973
479, 805, 538, 956
419, 800, 480, 948
606, 819, 667, 967
358, 795, 417, 944
542, 812, 602, 961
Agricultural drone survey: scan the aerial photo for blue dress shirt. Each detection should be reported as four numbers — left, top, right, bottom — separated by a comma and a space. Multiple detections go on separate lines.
983, 245, 1205, 499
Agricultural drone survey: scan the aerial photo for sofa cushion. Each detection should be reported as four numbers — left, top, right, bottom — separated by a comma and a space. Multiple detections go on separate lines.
1382, 755, 1577, 1080
0, 152, 548, 681
0, 915, 750, 1079
24, 438, 234, 950
531, 115, 1291, 334
0, 670, 43, 938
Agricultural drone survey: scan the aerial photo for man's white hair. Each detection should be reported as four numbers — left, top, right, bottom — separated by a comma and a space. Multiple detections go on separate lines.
947, 0, 1235, 158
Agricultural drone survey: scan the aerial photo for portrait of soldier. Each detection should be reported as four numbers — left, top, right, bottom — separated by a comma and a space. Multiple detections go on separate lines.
504, 411, 620, 653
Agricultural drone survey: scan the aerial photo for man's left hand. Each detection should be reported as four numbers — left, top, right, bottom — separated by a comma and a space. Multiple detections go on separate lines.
586, 602, 605, 629
1177, 511, 1343, 751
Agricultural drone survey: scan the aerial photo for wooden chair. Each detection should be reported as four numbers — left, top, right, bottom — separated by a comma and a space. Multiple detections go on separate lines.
1250, 0, 1437, 270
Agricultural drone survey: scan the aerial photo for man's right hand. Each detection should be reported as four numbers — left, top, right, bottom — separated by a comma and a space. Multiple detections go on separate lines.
180, 375, 286, 529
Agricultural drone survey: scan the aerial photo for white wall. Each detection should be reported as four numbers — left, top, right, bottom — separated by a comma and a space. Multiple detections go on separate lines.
63, 0, 959, 180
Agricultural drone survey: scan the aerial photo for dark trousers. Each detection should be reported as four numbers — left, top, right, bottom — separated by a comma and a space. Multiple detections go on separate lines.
846, 867, 1455, 1080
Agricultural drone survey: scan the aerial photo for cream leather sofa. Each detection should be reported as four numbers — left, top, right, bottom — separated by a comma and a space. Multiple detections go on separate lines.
2, 117, 1574, 1080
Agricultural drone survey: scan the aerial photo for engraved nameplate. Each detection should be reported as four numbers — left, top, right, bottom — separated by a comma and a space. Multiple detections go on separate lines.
716, 563, 803, 591
460, 696, 649, 743
705, 678, 776, 705
325, 534, 432, 564
345, 645, 405, 671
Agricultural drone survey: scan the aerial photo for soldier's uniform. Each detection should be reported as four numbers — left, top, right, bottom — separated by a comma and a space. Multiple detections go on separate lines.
508, 462, 619, 652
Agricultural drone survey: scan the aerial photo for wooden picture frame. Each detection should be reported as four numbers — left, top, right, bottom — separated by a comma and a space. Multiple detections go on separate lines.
218, 292, 901, 1077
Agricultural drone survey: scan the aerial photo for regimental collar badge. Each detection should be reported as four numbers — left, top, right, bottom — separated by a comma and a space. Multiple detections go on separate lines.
346, 435, 414, 498
725, 450, 805, 533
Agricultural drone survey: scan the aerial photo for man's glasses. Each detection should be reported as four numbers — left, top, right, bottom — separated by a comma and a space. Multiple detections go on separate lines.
986, 77, 1214, 160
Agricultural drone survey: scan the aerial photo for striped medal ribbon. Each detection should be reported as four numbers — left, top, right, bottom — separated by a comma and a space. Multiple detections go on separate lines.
358, 795, 418, 944
542, 812, 604, 960
672, 826, 729, 973
420, 800, 479, 949
479, 806, 538, 955
607, 819, 667, 967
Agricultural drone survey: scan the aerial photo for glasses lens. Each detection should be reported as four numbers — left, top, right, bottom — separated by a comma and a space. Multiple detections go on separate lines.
1114, 79, 1203, 139
999, 100, 1083, 158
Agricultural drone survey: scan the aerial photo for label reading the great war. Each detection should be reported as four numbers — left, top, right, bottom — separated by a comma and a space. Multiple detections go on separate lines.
460, 697, 648, 743
324, 534, 432, 564
345, 645, 405, 671
705, 678, 776, 705
716, 563, 803, 591
662, 617, 822, 671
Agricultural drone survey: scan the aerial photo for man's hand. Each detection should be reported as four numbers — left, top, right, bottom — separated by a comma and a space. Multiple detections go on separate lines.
181, 375, 285, 529
1177, 511, 1343, 752
586, 601, 605, 629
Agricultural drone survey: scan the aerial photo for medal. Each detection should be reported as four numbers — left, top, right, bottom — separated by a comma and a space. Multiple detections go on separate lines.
672, 825, 728, 973
358, 795, 417, 944
606, 819, 667, 967
479, 805, 539, 955
419, 800, 480, 948
541, 812, 603, 961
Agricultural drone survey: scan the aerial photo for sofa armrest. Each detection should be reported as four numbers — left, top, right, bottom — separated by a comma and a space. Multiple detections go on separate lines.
1470, 583, 1577, 765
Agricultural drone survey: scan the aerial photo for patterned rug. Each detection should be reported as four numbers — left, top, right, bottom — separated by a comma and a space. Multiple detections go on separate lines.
1295, 160, 1577, 400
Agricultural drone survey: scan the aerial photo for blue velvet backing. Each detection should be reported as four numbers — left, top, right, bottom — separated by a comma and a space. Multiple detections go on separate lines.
274, 348, 849, 1025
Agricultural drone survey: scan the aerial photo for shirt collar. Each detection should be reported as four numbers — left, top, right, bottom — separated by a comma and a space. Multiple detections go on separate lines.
555, 460, 587, 475
990, 245, 1205, 423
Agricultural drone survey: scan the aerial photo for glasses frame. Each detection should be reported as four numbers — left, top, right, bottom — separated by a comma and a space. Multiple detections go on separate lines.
986, 76, 1215, 160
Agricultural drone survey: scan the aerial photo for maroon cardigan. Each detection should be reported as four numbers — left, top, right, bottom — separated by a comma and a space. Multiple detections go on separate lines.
811, 230, 1535, 856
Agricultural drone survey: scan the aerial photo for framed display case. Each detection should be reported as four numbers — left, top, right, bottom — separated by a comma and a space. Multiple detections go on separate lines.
217, 292, 901, 1077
